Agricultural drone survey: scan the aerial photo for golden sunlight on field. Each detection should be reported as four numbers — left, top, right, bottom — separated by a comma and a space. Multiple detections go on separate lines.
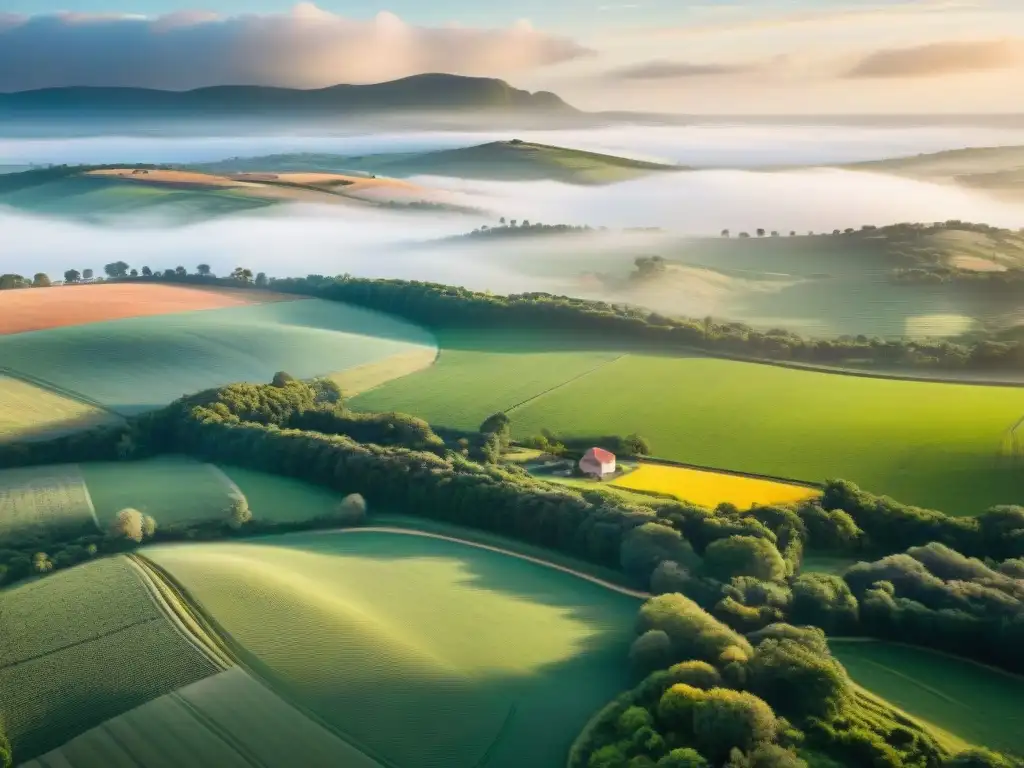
611, 463, 819, 510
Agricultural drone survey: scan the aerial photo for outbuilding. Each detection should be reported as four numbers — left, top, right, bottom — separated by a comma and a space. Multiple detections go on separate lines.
579, 447, 616, 478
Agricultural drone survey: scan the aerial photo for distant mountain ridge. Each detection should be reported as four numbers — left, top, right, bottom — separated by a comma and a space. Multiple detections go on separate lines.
0, 74, 575, 115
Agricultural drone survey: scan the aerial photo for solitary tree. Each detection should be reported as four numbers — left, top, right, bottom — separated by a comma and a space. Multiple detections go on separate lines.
110, 508, 145, 543
226, 496, 252, 529
721, 229, 730, 238
196, 264, 212, 276
64, 269, 81, 283
271, 371, 296, 387
0, 274, 27, 289
255, 272, 268, 287
32, 552, 54, 574
231, 267, 254, 283
129, 268, 138, 277
174, 266, 187, 277
141, 266, 153, 277
336, 494, 367, 526
756, 229, 766, 238
82, 268, 94, 281
32, 273, 51, 287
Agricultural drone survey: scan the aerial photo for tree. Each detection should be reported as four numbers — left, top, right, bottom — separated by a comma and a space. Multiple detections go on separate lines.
630, 629, 673, 673
64, 269, 81, 283
657, 749, 709, 768
255, 272, 268, 287
32, 552, 54, 574
32, 273, 52, 287
0, 274, 27, 289
141, 266, 152, 277
231, 267, 254, 283
703, 536, 786, 582
129, 269, 138, 277
692, 689, 777, 762
163, 268, 176, 278
621, 523, 699, 583
756, 229, 766, 237
336, 494, 367, 526
624, 434, 651, 455
110, 508, 145, 543
175, 266, 187, 277
104, 261, 130, 279
590, 745, 628, 768
945, 749, 1018, 768
227, 496, 252, 529
82, 269, 94, 281
271, 371, 296, 387
142, 515, 158, 539
499, 217, 507, 225
721, 229, 730, 238
196, 264, 212, 276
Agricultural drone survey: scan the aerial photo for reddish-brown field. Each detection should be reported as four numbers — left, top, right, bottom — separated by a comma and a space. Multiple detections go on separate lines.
0, 283, 297, 336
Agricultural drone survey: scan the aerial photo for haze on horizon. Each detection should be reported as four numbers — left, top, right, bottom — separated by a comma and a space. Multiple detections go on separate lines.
1, 1, 1023, 115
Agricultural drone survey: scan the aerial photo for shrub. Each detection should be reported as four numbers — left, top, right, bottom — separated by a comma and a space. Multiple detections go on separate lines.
622, 523, 700, 584
636, 593, 753, 666
110, 508, 144, 542
704, 536, 786, 583
271, 371, 296, 387
667, 661, 722, 690
656, 748, 709, 768
692, 688, 777, 762
631, 630, 673, 674
658, 683, 706, 731
336, 493, 367, 526
226, 496, 252, 529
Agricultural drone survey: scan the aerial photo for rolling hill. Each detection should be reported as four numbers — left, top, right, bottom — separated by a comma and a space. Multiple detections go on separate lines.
0, 74, 574, 115
193, 140, 685, 185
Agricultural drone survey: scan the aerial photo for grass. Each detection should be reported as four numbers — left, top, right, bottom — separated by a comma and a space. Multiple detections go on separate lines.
0, 464, 97, 541
22, 667, 384, 768
799, 553, 860, 576
0, 298, 436, 415
327, 346, 438, 396
0, 556, 221, 760
80, 456, 238, 529
353, 330, 1024, 514
0, 375, 119, 444
145, 529, 640, 768
611, 462, 819, 510
831, 640, 1024, 756
219, 465, 344, 523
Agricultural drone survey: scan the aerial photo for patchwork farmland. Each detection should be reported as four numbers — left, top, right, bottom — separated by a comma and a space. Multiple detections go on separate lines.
352, 330, 1024, 513
0, 464, 96, 540
0, 295, 436, 415
145, 529, 640, 768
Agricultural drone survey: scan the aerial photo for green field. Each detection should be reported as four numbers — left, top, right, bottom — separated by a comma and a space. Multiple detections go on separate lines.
0, 298, 436, 415
220, 465, 345, 523
0, 464, 96, 541
0, 556, 221, 760
22, 668, 383, 768
80, 456, 238, 529
0, 173, 274, 220
194, 140, 683, 185
145, 529, 640, 768
0, 374, 120, 444
831, 640, 1024, 756
353, 330, 1024, 513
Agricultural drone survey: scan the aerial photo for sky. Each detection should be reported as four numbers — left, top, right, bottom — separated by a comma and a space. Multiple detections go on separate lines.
2, 0, 1023, 113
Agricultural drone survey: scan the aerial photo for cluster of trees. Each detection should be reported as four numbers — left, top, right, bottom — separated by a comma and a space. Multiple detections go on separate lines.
463, 219, 595, 237
892, 265, 1024, 292
575, 594, 1006, 768
0, 273, 53, 290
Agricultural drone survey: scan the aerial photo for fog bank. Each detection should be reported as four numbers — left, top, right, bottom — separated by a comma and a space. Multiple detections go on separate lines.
4, 123, 1024, 168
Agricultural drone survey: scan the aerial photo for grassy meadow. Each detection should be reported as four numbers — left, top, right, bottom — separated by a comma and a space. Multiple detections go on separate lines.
80, 456, 239, 529
0, 557, 221, 760
831, 640, 1024, 756
0, 375, 119, 444
0, 298, 436, 414
611, 463, 819, 509
353, 331, 1024, 513
22, 668, 384, 768
145, 529, 640, 768
0, 464, 96, 540
220, 465, 344, 523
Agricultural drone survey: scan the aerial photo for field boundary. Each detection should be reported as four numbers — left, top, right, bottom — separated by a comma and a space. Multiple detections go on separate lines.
307, 526, 652, 600
74, 463, 102, 531
504, 354, 629, 415
0, 365, 126, 418
629, 456, 824, 490
830, 637, 1024, 684
206, 465, 246, 500
133, 553, 398, 768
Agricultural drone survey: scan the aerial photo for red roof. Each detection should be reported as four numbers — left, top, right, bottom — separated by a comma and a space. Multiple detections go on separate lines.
584, 447, 616, 463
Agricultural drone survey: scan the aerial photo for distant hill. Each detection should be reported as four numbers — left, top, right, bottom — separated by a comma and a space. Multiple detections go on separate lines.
194, 140, 686, 185
840, 145, 1024, 201
0, 74, 575, 115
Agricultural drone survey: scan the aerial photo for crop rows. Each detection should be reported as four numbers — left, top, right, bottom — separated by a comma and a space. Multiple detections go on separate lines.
0, 463, 96, 540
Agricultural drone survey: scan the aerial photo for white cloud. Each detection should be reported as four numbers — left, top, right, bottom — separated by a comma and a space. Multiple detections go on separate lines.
0, 5, 591, 91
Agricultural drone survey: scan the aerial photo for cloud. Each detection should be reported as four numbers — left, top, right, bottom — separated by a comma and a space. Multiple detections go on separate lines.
845, 39, 1024, 78
605, 60, 756, 80
0, 5, 591, 91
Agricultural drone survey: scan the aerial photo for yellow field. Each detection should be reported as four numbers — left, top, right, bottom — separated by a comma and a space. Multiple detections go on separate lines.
610, 463, 819, 509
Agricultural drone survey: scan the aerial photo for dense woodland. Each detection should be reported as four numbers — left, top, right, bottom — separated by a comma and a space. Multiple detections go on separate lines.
1, 375, 1022, 767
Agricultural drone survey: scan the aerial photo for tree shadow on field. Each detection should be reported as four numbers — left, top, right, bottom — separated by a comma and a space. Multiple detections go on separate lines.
230, 530, 642, 768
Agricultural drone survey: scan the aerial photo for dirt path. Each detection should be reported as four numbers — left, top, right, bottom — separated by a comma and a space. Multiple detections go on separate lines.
311, 525, 652, 600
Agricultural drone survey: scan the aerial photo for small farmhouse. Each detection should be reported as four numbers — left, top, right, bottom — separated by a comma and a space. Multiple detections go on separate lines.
579, 447, 616, 479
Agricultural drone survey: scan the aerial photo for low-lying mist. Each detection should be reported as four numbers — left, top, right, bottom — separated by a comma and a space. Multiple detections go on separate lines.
3, 168, 1023, 307
4, 122, 1024, 167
